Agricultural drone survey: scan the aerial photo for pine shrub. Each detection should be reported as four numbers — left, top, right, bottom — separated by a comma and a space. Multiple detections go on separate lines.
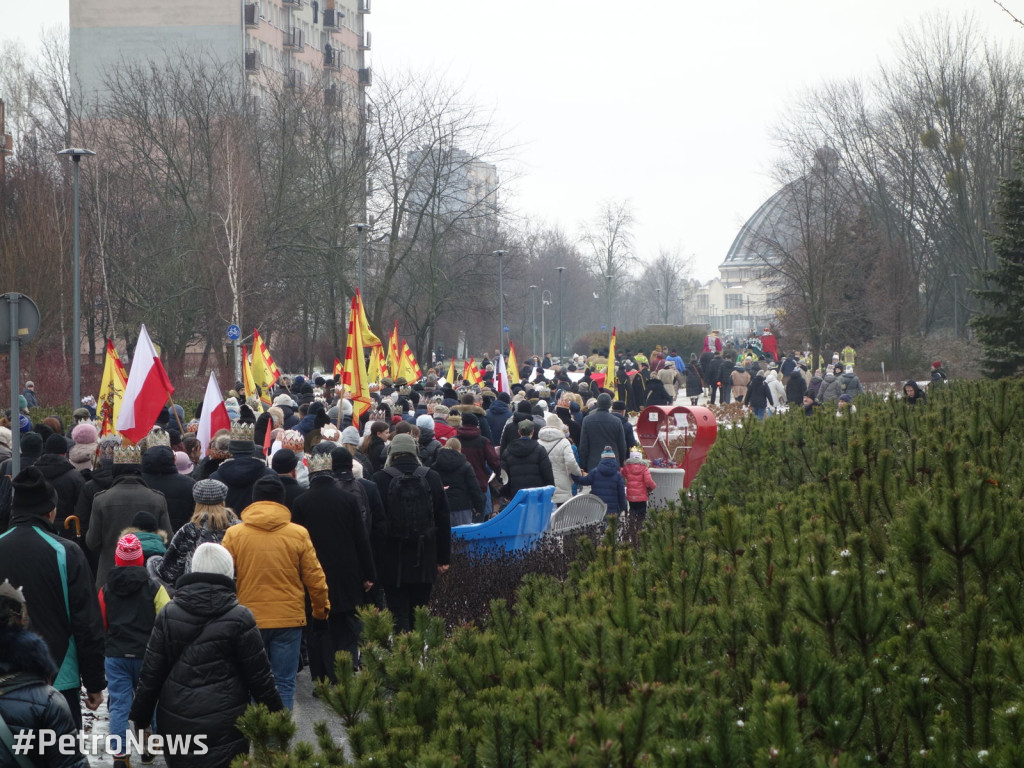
236, 380, 1024, 767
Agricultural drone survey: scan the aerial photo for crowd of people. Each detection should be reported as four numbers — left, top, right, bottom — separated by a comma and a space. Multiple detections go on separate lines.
0, 337, 946, 766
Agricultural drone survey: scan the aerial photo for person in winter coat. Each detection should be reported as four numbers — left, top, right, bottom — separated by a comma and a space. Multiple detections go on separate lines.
121, 510, 168, 562
501, 420, 555, 499
221, 476, 330, 710
705, 353, 725, 404
644, 376, 673, 407
141, 445, 196, 533
291, 456, 375, 680
87, 452, 171, 589
370, 433, 451, 633
130, 543, 282, 768
98, 534, 170, 767
610, 402, 636, 454
730, 365, 751, 404
209, 435, 277, 516
537, 413, 582, 505
903, 380, 927, 405
271, 449, 305, 511
0, 467, 106, 730
485, 393, 514, 447
69, 422, 99, 474
554, 397, 583, 446
785, 366, 808, 405
152, 479, 239, 588
578, 393, 628, 471
0, 579, 90, 768
745, 370, 773, 421
452, 394, 493, 443
500, 400, 537, 453
33, 434, 85, 541
621, 449, 657, 522
656, 361, 683, 400
340, 426, 373, 478
684, 355, 703, 406
816, 372, 843, 404
360, 421, 390, 476
575, 447, 627, 515
837, 366, 865, 399
415, 415, 442, 467
453, 413, 500, 516
431, 438, 485, 526
766, 370, 787, 410
805, 372, 824, 401
0, 426, 12, 468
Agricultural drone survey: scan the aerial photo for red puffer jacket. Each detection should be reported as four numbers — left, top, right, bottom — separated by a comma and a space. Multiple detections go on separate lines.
621, 460, 656, 503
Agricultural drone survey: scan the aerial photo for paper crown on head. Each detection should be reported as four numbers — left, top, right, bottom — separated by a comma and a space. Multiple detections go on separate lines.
307, 452, 333, 474
113, 444, 143, 465
230, 422, 255, 442
147, 427, 171, 447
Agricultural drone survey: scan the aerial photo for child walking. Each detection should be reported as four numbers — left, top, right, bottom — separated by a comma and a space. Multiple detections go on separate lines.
574, 446, 628, 517
621, 450, 657, 524
99, 534, 170, 767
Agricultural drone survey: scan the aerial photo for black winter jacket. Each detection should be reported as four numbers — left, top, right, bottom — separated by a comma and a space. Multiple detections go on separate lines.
33, 454, 85, 540
0, 625, 88, 768
371, 455, 451, 587
578, 408, 628, 471
100, 565, 164, 657
0, 513, 106, 695
500, 438, 555, 498
209, 456, 277, 515
485, 400, 512, 445
785, 371, 808, 404
432, 448, 485, 517
141, 446, 197, 533
745, 374, 772, 409
292, 475, 376, 613
130, 573, 282, 768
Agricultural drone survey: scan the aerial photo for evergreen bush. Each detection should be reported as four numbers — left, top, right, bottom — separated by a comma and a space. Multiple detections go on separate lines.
236, 380, 1024, 767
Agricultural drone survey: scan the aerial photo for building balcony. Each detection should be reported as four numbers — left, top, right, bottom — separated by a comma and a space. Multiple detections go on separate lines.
358, 0, 370, 12
283, 0, 302, 8
323, 8, 342, 28
324, 48, 340, 70
244, 51, 259, 72
283, 27, 303, 49
285, 68, 304, 88
358, 67, 372, 86
359, 31, 371, 50
325, 84, 340, 107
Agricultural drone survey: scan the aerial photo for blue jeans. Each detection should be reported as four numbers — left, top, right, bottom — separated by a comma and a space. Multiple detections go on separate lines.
106, 657, 145, 754
259, 627, 303, 709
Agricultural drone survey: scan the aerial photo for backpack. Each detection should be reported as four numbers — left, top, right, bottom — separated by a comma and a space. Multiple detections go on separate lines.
383, 466, 434, 540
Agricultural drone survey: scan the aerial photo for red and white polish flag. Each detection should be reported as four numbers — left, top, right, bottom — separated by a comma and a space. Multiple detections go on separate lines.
116, 324, 175, 445
197, 371, 231, 459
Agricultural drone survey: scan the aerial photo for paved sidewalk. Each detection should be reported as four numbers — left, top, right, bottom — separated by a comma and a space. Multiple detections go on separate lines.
84, 669, 349, 766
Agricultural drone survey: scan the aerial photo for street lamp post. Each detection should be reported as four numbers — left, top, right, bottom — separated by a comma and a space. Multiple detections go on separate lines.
57, 147, 96, 412
950, 273, 960, 339
493, 250, 507, 355
556, 267, 565, 361
605, 274, 612, 338
350, 222, 369, 296
541, 290, 551, 360
529, 285, 537, 357
656, 288, 661, 324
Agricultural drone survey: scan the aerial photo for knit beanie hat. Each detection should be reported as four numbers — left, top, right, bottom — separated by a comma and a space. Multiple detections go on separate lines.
252, 474, 285, 504
596, 393, 613, 410
340, 426, 361, 446
19, 432, 43, 461
271, 448, 299, 474
193, 478, 228, 506
44, 434, 68, 456
461, 412, 479, 427
601, 445, 616, 459
18, 414, 31, 433
11, 467, 57, 518
191, 543, 234, 578
416, 414, 434, 432
72, 422, 98, 445
131, 511, 158, 532
388, 433, 418, 458
114, 534, 144, 567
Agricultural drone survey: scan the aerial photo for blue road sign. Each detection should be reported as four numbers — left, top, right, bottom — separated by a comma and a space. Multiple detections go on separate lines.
503, 325, 510, 333
601, 324, 607, 331
227, 324, 241, 340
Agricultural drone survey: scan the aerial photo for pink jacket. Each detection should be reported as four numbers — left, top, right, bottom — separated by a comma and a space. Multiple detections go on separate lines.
621, 460, 657, 502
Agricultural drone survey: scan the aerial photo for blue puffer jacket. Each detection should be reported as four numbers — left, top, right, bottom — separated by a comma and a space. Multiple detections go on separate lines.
485, 400, 512, 446
575, 457, 627, 513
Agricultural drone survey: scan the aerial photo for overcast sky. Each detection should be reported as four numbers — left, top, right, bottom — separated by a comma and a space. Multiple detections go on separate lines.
4, 1, 1023, 280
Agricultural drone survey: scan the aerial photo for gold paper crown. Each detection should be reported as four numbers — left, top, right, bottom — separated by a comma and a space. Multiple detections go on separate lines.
147, 427, 171, 447
307, 452, 333, 474
113, 445, 143, 465
230, 422, 255, 442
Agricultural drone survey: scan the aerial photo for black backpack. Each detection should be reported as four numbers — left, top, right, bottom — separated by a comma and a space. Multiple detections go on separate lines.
383, 466, 434, 540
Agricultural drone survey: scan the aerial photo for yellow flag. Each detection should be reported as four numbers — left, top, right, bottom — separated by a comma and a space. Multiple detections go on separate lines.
368, 345, 386, 383
342, 297, 372, 421
241, 344, 262, 412
446, 357, 456, 384
387, 322, 400, 375
355, 290, 382, 347
508, 342, 520, 385
251, 329, 281, 407
98, 339, 128, 437
607, 327, 617, 374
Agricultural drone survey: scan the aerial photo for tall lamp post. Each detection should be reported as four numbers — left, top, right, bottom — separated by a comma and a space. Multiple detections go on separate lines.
541, 289, 552, 359
556, 267, 565, 361
655, 288, 661, 324
950, 273, 960, 339
529, 285, 537, 357
57, 147, 96, 413
493, 250, 507, 354
350, 222, 369, 296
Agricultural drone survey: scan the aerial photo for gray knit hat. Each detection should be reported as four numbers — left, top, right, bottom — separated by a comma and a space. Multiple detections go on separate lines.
193, 478, 228, 506
388, 433, 418, 457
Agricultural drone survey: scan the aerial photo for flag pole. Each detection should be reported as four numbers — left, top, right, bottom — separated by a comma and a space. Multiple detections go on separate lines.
167, 395, 186, 434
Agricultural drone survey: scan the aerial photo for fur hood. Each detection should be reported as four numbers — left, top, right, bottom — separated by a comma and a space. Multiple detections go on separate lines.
119, 526, 170, 545
0, 625, 58, 680
625, 455, 650, 466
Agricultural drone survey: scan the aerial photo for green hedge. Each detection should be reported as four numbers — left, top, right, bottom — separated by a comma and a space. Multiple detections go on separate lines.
237, 379, 1024, 767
